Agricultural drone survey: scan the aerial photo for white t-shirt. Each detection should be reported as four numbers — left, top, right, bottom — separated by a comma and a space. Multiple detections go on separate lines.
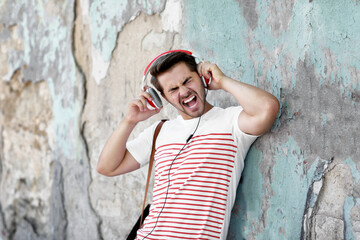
127, 106, 257, 239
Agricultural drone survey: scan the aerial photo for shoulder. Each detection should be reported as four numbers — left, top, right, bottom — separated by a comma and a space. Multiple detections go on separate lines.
208, 106, 243, 120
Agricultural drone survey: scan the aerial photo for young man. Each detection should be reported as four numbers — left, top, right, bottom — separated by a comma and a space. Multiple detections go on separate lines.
97, 51, 279, 239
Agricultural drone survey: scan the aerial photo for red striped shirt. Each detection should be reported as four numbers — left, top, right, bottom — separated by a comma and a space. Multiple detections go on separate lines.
137, 133, 236, 239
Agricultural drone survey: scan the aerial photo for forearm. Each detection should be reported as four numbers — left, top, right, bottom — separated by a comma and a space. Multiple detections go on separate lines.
220, 76, 279, 117
97, 118, 137, 175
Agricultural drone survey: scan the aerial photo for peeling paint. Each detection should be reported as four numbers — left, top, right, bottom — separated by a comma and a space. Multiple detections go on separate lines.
344, 196, 358, 240
345, 157, 360, 184
88, 0, 166, 83
1, 0, 360, 239
302, 157, 332, 239
1, 0, 100, 239
260, 137, 326, 239
228, 146, 264, 239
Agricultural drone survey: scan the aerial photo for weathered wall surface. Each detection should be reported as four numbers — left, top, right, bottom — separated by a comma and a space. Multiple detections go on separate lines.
0, 0, 359, 239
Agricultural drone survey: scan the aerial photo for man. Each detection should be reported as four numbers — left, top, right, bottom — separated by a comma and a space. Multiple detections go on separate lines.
97, 51, 279, 239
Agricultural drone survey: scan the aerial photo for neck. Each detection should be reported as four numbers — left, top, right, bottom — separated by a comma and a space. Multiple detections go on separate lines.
203, 102, 214, 115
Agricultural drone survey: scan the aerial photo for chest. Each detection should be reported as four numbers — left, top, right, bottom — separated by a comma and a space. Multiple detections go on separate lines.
154, 132, 238, 184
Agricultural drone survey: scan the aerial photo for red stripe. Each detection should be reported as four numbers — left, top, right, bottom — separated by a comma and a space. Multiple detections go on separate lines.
162, 202, 226, 211
152, 181, 228, 195
156, 157, 235, 172
156, 133, 235, 151
154, 173, 230, 189
153, 192, 227, 202
152, 199, 226, 210
137, 232, 209, 240
137, 231, 219, 240
153, 189, 228, 200
154, 175, 230, 190
147, 210, 225, 221
145, 220, 222, 230
144, 224, 222, 234
159, 144, 236, 156
156, 142, 237, 155
146, 215, 223, 225
168, 170, 231, 179
178, 183, 227, 192
155, 156, 235, 171
156, 147, 236, 159
155, 153, 235, 169
156, 148, 235, 161
153, 191, 226, 201
168, 166, 233, 174
172, 183, 228, 192
174, 178, 229, 188
156, 142, 237, 154
155, 155, 235, 169
180, 178, 230, 187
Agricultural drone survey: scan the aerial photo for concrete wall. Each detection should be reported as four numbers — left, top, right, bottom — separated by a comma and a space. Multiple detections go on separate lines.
0, 0, 359, 239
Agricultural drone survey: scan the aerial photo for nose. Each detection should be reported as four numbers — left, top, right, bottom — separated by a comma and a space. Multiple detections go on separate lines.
179, 85, 190, 97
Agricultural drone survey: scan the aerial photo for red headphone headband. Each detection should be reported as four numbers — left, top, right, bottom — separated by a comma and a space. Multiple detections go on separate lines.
143, 49, 192, 75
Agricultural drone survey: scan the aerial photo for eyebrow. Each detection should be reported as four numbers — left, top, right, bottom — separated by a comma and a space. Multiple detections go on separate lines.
168, 77, 192, 92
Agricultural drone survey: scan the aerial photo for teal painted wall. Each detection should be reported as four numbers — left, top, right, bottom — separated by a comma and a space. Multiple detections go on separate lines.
182, 0, 360, 239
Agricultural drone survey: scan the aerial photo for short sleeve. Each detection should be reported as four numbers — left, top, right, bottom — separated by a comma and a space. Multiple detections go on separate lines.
230, 106, 258, 156
126, 121, 159, 167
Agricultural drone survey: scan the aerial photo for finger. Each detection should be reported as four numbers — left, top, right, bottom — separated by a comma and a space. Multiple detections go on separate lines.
138, 96, 149, 111
130, 98, 143, 111
197, 62, 203, 75
197, 62, 206, 76
140, 90, 153, 102
199, 61, 212, 76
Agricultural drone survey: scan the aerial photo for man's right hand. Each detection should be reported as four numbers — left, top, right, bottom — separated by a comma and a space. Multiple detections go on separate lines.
125, 88, 162, 124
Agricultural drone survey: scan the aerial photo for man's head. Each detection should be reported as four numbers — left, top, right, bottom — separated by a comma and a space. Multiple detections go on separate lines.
150, 51, 198, 95
149, 51, 212, 120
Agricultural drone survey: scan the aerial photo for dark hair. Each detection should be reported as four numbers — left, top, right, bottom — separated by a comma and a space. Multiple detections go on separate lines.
150, 52, 198, 94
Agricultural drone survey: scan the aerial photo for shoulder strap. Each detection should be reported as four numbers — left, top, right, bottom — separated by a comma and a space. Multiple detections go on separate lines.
140, 119, 167, 227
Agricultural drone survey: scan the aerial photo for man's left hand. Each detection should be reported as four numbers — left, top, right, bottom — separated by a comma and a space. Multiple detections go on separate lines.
197, 61, 227, 90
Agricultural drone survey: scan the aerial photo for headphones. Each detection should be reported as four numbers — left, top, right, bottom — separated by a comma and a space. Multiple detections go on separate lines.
142, 50, 211, 110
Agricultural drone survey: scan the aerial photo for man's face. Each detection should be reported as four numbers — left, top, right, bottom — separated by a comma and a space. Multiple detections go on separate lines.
158, 62, 208, 120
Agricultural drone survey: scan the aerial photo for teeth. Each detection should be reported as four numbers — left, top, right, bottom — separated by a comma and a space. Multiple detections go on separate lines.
184, 96, 195, 104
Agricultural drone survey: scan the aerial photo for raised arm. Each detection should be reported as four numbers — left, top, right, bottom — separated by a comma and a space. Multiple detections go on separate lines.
198, 62, 280, 136
97, 90, 161, 176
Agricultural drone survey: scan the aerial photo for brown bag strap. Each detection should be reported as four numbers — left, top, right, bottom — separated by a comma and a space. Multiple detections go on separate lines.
140, 119, 167, 227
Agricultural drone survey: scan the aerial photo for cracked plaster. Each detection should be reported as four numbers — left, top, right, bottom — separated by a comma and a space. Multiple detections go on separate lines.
1, 0, 360, 239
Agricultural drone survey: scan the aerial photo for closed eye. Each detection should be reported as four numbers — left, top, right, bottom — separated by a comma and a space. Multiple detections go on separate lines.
167, 77, 192, 94
168, 86, 178, 94
183, 77, 192, 85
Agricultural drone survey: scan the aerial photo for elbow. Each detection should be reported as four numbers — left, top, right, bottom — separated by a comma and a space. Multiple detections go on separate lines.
96, 162, 106, 176
259, 97, 280, 134
96, 157, 111, 176
265, 97, 280, 120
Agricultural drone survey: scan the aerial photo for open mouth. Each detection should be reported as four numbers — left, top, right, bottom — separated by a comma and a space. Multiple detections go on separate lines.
182, 95, 198, 109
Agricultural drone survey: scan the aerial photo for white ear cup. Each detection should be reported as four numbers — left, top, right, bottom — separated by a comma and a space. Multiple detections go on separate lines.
201, 76, 212, 88
146, 88, 163, 109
